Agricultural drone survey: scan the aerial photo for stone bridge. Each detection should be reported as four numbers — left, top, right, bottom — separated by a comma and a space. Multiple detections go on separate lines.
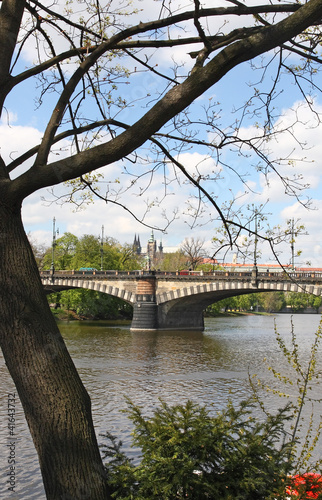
40, 269, 322, 331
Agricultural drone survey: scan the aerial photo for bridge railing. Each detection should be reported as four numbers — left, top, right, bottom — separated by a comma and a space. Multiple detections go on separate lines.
39, 269, 322, 280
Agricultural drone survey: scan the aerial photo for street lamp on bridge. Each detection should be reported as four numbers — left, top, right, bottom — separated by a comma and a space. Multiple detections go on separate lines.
100, 224, 104, 271
251, 209, 259, 284
51, 217, 59, 274
254, 210, 258, 268
290, 218, 295, 271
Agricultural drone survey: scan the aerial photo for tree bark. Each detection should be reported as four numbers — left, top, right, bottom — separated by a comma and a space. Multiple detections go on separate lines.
0, 200, 110, 498
0, 0, 25, 109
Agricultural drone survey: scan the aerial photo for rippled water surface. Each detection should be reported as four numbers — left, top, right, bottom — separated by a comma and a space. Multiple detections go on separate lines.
1, 314, 321, 499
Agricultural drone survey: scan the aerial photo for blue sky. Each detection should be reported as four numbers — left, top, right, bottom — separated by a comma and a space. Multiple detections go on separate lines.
2, 0, 322, 267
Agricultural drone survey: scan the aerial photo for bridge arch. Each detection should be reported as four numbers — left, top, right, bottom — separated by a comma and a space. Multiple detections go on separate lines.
42, 278, 136, 305
157, 280, 322, 305
156, 281, 322, 330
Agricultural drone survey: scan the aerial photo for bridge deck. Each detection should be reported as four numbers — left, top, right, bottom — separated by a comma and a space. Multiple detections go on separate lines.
40, 269, 322, 283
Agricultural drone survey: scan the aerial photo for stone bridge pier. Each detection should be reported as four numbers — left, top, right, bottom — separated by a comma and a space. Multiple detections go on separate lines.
131, 273, 210, 331
131, 274, 158, 330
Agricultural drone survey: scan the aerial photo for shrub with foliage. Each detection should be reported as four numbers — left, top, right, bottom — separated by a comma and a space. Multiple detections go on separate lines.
101, 398, 295, 499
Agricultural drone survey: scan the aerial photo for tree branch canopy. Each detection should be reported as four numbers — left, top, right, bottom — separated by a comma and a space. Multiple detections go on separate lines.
6, 0, 322, 204
0, 0, 322, 250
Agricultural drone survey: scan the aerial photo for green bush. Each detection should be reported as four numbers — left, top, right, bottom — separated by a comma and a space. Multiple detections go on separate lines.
101, 398, 295, 499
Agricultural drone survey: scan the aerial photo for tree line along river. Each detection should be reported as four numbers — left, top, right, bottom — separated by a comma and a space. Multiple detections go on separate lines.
0, 313, 321, 499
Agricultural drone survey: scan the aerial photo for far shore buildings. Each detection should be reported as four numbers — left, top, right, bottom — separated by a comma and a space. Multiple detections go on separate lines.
133, 235, 320, 273
133, 231, 163, 268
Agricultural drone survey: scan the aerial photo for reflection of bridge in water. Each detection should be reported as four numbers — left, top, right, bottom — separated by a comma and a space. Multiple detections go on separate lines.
40, 269, 322, 331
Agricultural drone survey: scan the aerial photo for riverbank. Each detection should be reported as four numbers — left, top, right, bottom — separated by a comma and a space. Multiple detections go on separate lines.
52, 307, 319, 322
50, 307, 132, 322
205, 311, 264, 318
51, 307, 271, 322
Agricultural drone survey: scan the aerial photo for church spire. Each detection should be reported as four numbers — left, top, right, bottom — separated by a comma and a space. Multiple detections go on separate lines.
133, 234, 141, 255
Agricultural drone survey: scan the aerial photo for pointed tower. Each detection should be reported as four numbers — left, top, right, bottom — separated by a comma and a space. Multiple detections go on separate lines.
137, 235, 141, 255
158, 238, 163, 256
147, 230, 156, 263
133, 234, 142, 255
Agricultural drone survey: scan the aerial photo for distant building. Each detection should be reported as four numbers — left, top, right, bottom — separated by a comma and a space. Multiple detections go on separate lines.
133, 234, 142, 255
133, 231, 163, 268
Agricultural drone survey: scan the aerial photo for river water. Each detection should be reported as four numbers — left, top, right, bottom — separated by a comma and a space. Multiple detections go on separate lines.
1, 314, 322, 499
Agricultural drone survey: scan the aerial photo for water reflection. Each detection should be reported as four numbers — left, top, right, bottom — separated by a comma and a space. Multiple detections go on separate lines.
0, 314, 321, 499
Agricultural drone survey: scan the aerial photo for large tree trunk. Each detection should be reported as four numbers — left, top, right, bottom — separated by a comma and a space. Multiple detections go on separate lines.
0, 201, 110, 498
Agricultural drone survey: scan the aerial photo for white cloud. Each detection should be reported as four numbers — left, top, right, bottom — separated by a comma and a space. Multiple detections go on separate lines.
1, 110, 18, 125
0, 123, 42, 167
279, 200, 322, 267
234, 98, 322, 205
